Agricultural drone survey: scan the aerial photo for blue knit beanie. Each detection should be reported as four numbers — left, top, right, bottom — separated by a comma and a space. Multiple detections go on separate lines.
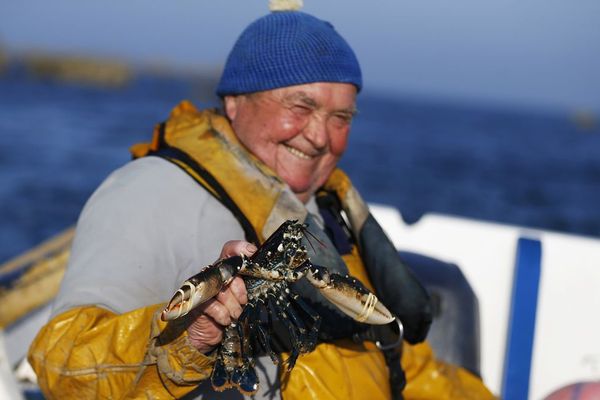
216, 10, 362, 96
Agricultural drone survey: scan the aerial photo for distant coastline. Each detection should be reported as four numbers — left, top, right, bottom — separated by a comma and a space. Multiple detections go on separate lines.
0, 48, 220, 91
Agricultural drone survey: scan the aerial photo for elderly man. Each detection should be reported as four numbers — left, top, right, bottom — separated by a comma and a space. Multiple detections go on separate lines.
28, 5, 494, 400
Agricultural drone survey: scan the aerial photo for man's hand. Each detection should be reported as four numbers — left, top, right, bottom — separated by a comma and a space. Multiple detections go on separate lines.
187, 241, 257, 353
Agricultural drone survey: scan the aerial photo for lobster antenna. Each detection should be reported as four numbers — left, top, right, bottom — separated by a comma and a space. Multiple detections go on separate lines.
303, 225, 327, 252
269, 0, 303, 12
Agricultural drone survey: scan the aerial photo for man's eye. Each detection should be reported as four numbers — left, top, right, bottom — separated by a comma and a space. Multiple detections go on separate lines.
333, 114, 353, 124
290, 105, 312, 115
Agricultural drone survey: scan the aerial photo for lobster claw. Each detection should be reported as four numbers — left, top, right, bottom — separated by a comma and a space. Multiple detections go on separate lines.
161, 256, 244, 321
306, 265, 395, 325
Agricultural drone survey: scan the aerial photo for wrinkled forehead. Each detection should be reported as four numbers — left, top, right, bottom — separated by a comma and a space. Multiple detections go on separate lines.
251, 83, 357, 111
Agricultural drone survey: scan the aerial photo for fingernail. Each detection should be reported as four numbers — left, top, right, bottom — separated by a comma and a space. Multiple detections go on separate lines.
246, 243, 257, 253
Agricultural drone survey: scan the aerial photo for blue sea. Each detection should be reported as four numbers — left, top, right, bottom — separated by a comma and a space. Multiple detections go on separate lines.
1, 69, 600, 263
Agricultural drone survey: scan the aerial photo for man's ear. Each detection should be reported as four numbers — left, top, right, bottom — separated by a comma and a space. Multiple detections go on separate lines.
223, 96, 238, 120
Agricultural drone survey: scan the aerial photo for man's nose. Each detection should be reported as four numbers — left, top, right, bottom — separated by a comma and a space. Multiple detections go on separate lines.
304, 116, 328, 149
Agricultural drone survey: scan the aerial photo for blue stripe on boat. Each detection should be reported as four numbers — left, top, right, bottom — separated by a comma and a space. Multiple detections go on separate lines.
501, 237, 542, 400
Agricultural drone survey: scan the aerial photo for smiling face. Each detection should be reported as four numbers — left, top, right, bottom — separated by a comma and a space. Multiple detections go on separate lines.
224, 82, 357, 203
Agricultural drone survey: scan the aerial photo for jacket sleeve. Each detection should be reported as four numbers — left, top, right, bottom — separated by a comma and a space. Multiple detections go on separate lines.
402, 341, 497, 400
28, 304, 215, 399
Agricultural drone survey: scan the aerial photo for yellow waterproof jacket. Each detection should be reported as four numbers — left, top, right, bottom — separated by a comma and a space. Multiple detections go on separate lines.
29, 102, 496, 399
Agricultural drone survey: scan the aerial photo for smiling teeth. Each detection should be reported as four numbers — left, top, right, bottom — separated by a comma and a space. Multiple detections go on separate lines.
286, 145, 312, 160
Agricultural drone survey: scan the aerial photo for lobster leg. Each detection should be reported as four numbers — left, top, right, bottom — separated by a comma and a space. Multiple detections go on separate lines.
290, 294, 321, 352
256, 323, 279, 365
305, 264, 395, 325
243, 301, 280, 365
267, 295, 302, 370
283, 297, 318, 355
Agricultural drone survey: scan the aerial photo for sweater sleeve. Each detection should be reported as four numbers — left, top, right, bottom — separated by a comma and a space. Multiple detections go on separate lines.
51, 157, 243, 318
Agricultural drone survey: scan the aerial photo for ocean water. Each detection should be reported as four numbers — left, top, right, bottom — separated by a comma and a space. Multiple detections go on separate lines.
1, 70, 599, 263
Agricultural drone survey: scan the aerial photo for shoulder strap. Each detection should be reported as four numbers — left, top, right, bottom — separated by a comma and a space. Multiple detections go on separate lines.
147, 124, 259, 244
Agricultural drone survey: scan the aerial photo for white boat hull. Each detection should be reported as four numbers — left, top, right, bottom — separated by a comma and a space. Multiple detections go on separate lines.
370, 204, 600, 399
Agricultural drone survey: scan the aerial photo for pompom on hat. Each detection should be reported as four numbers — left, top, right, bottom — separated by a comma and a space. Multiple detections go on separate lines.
216, 0, 362, 96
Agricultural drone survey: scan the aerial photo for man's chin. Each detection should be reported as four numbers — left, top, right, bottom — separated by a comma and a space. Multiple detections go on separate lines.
287, 184, 313, 203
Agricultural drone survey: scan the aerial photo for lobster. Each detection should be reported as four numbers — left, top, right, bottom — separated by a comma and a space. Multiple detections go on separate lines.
161, 220, 396, 394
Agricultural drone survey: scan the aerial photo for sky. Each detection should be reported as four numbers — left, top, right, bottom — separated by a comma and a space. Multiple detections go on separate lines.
1, 0, 599, 113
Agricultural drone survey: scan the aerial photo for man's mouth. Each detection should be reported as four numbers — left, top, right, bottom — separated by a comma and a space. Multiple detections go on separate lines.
284, 145, 312, 160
